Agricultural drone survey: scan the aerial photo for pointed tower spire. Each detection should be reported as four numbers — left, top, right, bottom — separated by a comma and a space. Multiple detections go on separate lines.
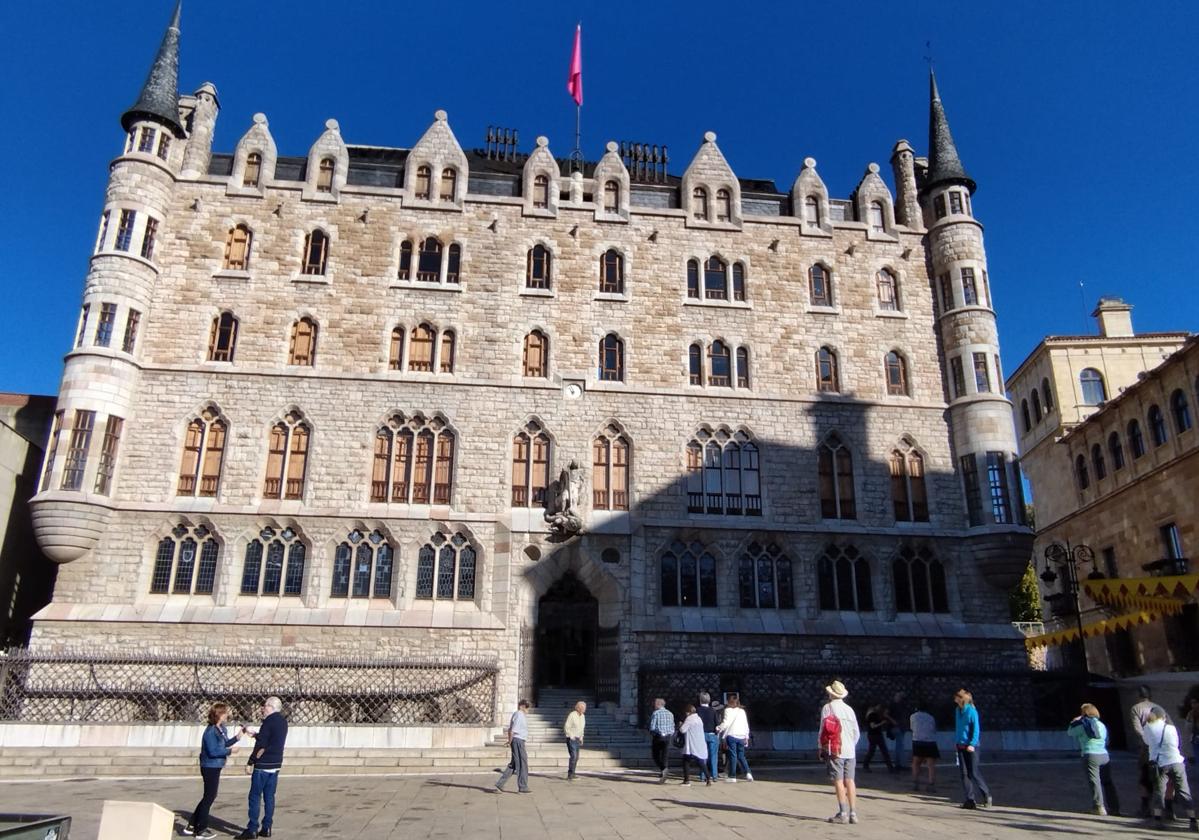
121, 1, 185, 137
924, 70, 975, 194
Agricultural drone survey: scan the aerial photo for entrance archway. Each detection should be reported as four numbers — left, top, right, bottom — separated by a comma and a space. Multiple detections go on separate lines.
535, 571, 597, 689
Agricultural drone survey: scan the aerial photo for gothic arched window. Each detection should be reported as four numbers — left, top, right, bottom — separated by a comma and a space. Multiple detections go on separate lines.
178, 406, 227, 497
417, 237, 443, 282
817, 543, 872, 611
1092, 443, 1106, 480
686, 258, 700, 299
409, 323, 435, 372
415, 165, 432, 200
370, 414, 455, 505
804, 195, 820, 227
890, 444, 929, 522
603, 180, 619, 212
302, 229, 328, 275
885, 351, 908, 396
685, 427, 761, 516
738, 542, 794, 609
704, 256, 727, 300
660, 539, 717, 607
439, 167, 457, 201
415, 531, 478, 601
592, 424, 630, 511
397, 239, 413, 280
1031, 389, 1043, 422
1042, 378, 1055, 412
331, 529, 394, 599
876, 269, 898, 311
533, 174, 550, 208
809, 264, 832, 307
243, 152, 262, 188
893, 545, 948, 614
288, 317, 318, 366
150, 523, 220, 595
207, 312, 239, 362
819, 434, 855, 519
1076, 453, 1090, 490
512, 421, 551, 508
715, 188, 732, 222
1128, 419, 1146, 459
527, 245, 551, 290
316, 157, 335, 192
688, 343, 703, 385
523, 330, 548, 378
223, 224, 252, 271
708, 340, 731, 387
692, 187, 709, 221
241, 526, 305, 597
816, 346, 840, 392
263, 410, 309, 500
598, 334, 624, 381
599, 249, 624, 294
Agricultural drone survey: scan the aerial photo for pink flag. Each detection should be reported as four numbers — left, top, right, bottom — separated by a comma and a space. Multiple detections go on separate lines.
566, 24, 583, 106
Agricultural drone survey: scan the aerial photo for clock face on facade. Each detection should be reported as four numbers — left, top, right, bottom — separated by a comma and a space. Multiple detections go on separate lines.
564, 383, 582, 399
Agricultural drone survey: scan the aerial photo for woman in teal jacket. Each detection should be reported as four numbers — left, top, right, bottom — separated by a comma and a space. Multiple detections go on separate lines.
954, 689, 992, 809
1067, 703, 1120, 816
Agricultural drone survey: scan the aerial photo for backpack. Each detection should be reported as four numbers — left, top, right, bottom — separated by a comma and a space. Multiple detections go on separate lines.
819, 713, 842, 755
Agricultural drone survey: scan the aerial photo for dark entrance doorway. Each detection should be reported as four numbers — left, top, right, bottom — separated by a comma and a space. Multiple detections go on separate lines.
536, 572, 597, 690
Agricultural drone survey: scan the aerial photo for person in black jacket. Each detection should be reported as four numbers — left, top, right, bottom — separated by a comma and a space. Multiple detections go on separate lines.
235, 697, 288, 840
697, 692, 721, 781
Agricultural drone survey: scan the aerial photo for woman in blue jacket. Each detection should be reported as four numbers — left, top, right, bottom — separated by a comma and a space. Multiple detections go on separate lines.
184, 702, 241, 839
1067, 703, 1120, 816
954, 689, 992, 810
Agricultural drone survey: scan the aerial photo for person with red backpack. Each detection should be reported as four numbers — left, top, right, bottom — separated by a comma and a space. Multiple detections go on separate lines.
818, 680, 861, 825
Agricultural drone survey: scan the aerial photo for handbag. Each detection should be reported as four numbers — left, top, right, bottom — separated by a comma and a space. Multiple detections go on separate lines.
672, 731, 685, 749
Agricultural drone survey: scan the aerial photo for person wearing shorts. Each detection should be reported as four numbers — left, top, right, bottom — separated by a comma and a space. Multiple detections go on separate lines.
819, 680, 861, 825
909, 702, 940, 792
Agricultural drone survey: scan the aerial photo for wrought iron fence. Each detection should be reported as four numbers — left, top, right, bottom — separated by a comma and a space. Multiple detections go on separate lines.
0, 649, 498, 726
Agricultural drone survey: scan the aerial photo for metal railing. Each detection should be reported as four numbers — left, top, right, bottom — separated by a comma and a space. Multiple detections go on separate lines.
0, 649, 498, 726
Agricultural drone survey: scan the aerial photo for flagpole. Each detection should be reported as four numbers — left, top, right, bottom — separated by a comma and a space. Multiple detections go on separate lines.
573, 102, 581, 173
568, 22, 583, 173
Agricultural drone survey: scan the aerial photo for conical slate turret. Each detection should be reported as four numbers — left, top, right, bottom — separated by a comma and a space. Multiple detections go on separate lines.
924, 70, 975, 194
121, 1, 185, 136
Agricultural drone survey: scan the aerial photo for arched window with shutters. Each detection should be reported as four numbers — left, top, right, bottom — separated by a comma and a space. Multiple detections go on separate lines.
732, 262, 746, 301
1092, 443, 1106, 480
439, 167, 457, 201
1075, 453, 1089, 489
804, 195, 820, 227
527, 245, 551, 290
1031, 390, 1043, 422
692, 187, 709, 220
715, 188, 732, 222
817, 543, 872, 611
819, 434, 855, 519
523, 330, 548, 378
263, 410, 309, 500
415, 165, 432, 200
603, 180, 619, 212
178, 406, 227, 497
316, 157, 335, 192
223, 224, 253, 270
288, 317, 318, 366
869, 201, 885, 232
893, 545, 948, 614
599, 249, 624, 294
1109, 431, 1125, 470
686, 259, 700, 299
150, 523, 220, 595
512, 420, 551, 507
417, 237, 443, 282
684, 427, 761, 516
703, 256, 727, 300
890, 443, 929, 522
388, 326, 405, 370
738, 542, 794, 609
884, 351, 908, 396
688, 343, 703, 385
1129, 419, 1146, 459
1149, 405, 1168, 446
876, 269, 899, 311
736, 347, 750, 389
302, 229, 328, 275
592, 424, 630, 511
409, 323, 435, 372
809, 264, 833, 307
207, 312, 239, 362
331, 529, 394, 599
439, 330, 455, 374
708, 341, 731, 387
533, 174, 550, 208
816, 346, 839, 392
370, 413, 454, 505
598, 333, 624, 381
1079, 368, 1106, 405
415, 531, 478, 601
241, 526, 305, 597
660, 539, 718, 607
1171, 389, 1192, 433
447, 243, 461, 284
243, 152, 262, 187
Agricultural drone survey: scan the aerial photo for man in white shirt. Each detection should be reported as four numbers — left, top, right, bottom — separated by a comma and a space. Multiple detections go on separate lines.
563, 701, 586, 781
818, 680, 861, 825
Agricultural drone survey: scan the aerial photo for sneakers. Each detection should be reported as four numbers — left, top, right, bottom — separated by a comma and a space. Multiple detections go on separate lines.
233, 832, 258, 840
1093, 806, 1107, 816
196, 831, 218, 840
181, 828, 195, 837
827, 812, 849, 824
726, 777, 738, 783
681, 782, 692, 787
745, 773, 754, 782
961, 801, 977, 810
982, 795, 993, 808
848, 812, 858, 824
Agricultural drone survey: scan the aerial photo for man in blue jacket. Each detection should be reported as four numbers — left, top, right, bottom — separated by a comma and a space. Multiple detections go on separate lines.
235, 696, 288, 839
954, 688, 992, 810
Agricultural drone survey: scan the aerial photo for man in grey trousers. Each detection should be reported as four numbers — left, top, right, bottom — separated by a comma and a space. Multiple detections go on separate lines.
496, 699, 531, 793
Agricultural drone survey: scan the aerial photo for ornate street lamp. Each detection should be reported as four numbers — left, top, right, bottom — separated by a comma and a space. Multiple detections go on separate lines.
1041, 541, 1104, 672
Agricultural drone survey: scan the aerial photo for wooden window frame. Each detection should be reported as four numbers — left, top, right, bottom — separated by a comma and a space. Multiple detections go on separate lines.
599, 249, 623, 294
809, 264, 832, 307
439, 167, 457, 201
522, 330, 548, 378
598, 334, 624, 382
177, 409, 227, 497
262, 412, 309, 500
415, 165, 432, 200
288, 317, 318, 366
224, 225, 253, 271
715, 188, 732, 222
207, 312, 239, 362
122, 309, 141, 354
692, 187, 709, 221
316, 157, 335, 192
94, 303, 117, 348
603, 180, 619, 212
512, 423, 551, 508
302, 230, 329, 275
885, 351, 907, 396
243, 152, 262, 187
527, 245, 551, 290
816, 347, 839, 392
93, 415, 123, 496
533, 174, 550, 209
876, 269, 898, 311
60, 409, 96, 491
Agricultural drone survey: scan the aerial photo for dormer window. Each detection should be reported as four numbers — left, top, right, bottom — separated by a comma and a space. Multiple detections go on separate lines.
716, 189, 732, 222
440, 168, 457, 201
804, 195, 820, 227
949, 191, 964, 215
692, 187, 709, 221
244, 152, 262, 187
533, 174, 550, 209
316, 157, 335, 192
603, 180, 619, 212
869, 201, 885, 232
415, 165, 432, 200
137, 126, 157, 154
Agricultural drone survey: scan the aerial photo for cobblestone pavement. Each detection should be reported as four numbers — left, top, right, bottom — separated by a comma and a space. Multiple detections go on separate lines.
0, 756, 1187, 839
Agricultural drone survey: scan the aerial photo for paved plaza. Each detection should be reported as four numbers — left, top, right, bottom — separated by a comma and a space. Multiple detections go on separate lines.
0, 755, 1183, 839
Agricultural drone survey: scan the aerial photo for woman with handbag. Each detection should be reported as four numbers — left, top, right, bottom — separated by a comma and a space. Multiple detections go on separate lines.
677, 704, 711, 786
1067, 703, 1120, 816
717, 693, 753, 782
1144, 705, 1198, 831
183, 702, 241, 839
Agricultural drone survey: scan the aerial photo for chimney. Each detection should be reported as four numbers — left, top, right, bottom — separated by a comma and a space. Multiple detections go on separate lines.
1093, 297, 1134, 338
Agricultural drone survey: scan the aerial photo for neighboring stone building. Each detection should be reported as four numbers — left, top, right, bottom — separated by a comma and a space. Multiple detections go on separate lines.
1007, 300, 1198, 678
22, 8, 1036, 738
0, 393, 57, 646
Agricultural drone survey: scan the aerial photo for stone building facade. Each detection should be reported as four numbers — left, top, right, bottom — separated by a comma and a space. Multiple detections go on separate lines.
1007, 302, 1198, 678
25, 9, 1035, 732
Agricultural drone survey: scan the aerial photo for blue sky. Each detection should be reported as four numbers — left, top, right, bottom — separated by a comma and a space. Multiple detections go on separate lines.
2, 1, 1197, 396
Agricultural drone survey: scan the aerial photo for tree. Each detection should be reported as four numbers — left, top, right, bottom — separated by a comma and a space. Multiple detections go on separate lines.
1009, 562, 1042, 622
